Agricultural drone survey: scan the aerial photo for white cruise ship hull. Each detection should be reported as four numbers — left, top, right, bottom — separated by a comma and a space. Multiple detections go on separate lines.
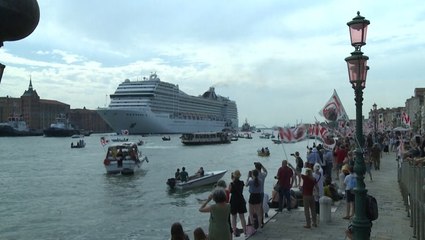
97, 108, 231, 134
97, 73, 238, 134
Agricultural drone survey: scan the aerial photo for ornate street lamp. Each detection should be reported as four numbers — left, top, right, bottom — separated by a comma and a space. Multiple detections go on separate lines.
345, 11, 372, 239
0, 0, 40, 84
0, 63, 5, 84
373, 103, 377, 142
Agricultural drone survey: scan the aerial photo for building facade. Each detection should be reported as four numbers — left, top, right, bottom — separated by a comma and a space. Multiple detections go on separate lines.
365, 88, 425, 134
0, 80, 111, 133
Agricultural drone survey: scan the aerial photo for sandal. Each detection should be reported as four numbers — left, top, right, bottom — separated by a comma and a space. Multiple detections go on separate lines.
342, 216, 350, 220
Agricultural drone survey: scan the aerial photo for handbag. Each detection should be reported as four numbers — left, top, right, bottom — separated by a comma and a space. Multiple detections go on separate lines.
273, 181, 280, 192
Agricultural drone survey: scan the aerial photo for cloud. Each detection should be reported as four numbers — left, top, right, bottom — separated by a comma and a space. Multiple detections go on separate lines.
1, 1, 425, 127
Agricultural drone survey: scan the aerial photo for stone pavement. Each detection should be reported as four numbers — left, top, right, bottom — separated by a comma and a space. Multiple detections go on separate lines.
248, 153, 413, 240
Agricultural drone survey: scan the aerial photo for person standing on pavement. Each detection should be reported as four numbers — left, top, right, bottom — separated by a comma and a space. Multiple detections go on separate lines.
301, 168, 318, 228
246, 169, 263, 229
323, 148, 334, 180
199, 188, 231, 240
292, 151, 303, 187
276, 160, 294, 212
334, 144, 348, 179
306, 147, 320, 169
228, 170, 247, 237
254, 162, 267, 225
343, 166, 356, 220
313, 163, 324, 215
370, 143, 381, 170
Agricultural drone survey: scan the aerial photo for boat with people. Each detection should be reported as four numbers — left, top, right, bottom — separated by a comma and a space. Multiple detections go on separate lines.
0, 114, 43, 137
180, 131, 231, 145
96, 72, 238, 134
162, 136, 171, 141
43, 113, 80, 137
257, 147, 270, 157
103, 142, 148, 174
166, 170, 227, 190
71, 139, 86, 148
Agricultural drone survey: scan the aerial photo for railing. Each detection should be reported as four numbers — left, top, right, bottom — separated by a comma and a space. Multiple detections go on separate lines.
399, 159, 425, 240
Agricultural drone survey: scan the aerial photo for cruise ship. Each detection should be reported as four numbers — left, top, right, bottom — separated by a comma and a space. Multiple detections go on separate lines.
97, 73, 238, 134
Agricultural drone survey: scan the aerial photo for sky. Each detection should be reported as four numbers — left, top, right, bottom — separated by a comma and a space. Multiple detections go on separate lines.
1, 0, 424, 128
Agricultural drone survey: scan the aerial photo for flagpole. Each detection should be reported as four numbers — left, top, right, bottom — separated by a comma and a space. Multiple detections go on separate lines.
280, 143, 289, 160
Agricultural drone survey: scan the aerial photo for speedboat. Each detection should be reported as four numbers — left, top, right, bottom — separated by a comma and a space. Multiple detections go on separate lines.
103, 142, 148, 174
166, 170, 227, 190
162, 136, 171, 141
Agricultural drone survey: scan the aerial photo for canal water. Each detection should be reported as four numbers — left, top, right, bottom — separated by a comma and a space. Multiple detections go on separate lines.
0, 133, 312, 240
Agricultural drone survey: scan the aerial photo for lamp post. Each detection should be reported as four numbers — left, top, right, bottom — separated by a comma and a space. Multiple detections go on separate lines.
0, 0, 40, 85
345, 11, 372, 239
373, 103, 377, 143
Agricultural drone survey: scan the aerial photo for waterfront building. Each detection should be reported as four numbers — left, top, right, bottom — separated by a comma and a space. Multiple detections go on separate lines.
0, 79, 111, 133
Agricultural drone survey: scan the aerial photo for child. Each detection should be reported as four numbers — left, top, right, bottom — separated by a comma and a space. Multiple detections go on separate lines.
343, 167, 356, 220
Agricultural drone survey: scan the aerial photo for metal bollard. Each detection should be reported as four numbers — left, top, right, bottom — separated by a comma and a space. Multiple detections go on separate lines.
319, 196, 332, 223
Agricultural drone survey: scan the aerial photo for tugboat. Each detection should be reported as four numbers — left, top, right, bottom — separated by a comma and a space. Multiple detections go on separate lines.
43, 113, 80, 137
241, 118, 252, 132
0, 114, 43, 137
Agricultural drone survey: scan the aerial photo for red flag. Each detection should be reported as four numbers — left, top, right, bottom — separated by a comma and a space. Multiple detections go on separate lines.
278, 127, 293, 143
319, 90, 348, 122
278, 124, 307, 143
316, 125, 336, 150
402, 112, 411, 127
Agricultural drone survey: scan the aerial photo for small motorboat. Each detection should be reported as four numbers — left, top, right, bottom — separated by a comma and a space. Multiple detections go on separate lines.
166, 170, 227, 190
71, 139, 86, 148
162, 136, 171, 141
103, 142, 148, 174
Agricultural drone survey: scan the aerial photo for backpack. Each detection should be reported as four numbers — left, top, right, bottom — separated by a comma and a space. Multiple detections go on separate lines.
297, 157, 304, 169
366, 194, 378, 221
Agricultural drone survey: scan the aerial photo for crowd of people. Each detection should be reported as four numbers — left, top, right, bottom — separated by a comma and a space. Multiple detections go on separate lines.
170, 130, 425, 240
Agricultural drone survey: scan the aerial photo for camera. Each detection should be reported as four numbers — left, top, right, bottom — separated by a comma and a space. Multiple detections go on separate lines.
290, 153, 295, 156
